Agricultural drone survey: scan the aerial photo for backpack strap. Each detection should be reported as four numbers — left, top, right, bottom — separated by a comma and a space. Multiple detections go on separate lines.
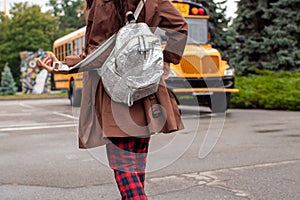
134, 0, 146, 20
126, 0, 145, 23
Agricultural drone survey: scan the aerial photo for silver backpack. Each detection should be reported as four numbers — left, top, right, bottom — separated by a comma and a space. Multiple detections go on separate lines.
100, 0, 164, 106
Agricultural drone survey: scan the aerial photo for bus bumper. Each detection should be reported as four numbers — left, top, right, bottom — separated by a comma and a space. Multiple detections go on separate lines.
165, 76, 239, 106
166, 76, 238, 94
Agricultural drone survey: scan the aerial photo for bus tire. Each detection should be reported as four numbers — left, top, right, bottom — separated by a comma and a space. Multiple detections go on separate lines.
70, 81, 81, 107
209, 92, 231, 113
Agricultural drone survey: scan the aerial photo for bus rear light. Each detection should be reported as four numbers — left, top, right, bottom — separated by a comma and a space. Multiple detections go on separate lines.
198, 8, 205, 15
191, 7, 198, 15
191, 7, 205, 15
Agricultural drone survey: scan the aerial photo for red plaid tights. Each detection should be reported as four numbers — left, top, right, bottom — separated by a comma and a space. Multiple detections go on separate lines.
106, 137, 150, 200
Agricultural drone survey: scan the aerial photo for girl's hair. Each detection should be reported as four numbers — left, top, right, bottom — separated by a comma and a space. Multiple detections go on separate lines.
113, 0, 129, 29
85, 0, 128, 30
85, 0, 93, 9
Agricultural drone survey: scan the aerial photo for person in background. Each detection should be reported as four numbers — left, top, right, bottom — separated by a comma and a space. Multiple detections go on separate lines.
38, 0, 188, 199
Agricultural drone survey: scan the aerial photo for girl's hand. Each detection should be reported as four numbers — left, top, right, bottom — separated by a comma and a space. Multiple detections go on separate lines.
37, 58, 54, 73
49, 52, 59, 62
37, 52, 59, 73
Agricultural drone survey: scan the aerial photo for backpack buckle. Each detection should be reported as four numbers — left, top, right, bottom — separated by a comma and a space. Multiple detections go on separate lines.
126, 11, 136, 23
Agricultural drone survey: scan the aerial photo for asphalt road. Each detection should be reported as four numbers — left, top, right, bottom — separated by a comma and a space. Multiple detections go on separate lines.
0, 98, 299, 200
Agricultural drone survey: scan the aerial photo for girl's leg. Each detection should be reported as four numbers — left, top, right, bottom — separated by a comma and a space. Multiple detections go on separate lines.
113, 170, 146, 200
106, 137, 150, 200
135, 137, 150, 188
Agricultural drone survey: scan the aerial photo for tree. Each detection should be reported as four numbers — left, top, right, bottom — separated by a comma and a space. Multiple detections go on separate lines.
48, 0, 85, 31
0, 11, 10, 73
231, 0, 300, 74
0, 3, 58, 89
229, 0, 260, 74
0, 63, 17, 95
263, 0, 300, 71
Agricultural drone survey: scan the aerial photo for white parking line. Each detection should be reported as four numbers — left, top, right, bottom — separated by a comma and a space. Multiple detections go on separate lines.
198, 159, 300, 174
0, 121, 74, 128
0, 113, 32, 117
0, 124, 76, 132
53, 112, 79, 120
19, 103, 36, 109
225, 159, 299, 172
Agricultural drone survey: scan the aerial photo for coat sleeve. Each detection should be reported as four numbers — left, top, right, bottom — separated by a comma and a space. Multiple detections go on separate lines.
158, 0, 188, 64
65, 54, 86, 66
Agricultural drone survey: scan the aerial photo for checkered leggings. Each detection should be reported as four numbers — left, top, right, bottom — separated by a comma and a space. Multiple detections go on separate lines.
106, 137, 150, 200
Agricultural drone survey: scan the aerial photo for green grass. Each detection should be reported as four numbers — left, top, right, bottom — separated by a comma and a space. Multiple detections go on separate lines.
0, 92, 68, 100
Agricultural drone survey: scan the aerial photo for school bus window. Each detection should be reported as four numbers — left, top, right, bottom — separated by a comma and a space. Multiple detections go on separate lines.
64, 44, 67, 57
65, 43, 70, 56
62, 45, 65, 61
61, 45, 64, 60
82, 37, 85, 53
58, 46, 60, 61
78, 39, 80, 55
186, 18, 208, 44
54, 48, 57, 58
69, 42, 72, 55
72, 40, 76, 56
58, 46, 61, 61
77, 38, 81, 55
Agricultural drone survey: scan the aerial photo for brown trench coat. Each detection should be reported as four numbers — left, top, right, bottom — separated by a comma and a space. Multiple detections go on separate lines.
68, 0, 188, 148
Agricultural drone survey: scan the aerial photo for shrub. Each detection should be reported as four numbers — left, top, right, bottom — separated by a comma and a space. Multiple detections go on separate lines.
231, 71, 300, 110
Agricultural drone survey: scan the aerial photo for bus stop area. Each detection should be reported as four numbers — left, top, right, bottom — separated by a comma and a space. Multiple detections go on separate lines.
0, 98, 299, 200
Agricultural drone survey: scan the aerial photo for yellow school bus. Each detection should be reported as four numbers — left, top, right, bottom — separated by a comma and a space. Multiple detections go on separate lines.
166, 0, 239, 112
52, 26, 85, 106
53, 0, 238, 111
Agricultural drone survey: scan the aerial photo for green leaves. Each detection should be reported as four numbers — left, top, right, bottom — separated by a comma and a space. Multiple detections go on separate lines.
0, 3, 58, 89
48, 0, 85, 30
0, 64, 17, 95
231, 71, 300, 110
231, 0, 300, 74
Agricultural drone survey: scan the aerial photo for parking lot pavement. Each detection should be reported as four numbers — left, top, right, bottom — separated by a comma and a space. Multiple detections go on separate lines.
0, 99, 300, 199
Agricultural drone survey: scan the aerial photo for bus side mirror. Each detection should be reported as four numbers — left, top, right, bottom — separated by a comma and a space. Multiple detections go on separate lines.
209, 26, 215, 39
235, 35, 246, 43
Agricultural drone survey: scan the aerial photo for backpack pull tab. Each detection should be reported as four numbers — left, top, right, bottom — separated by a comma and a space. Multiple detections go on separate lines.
126, 11, 136, 23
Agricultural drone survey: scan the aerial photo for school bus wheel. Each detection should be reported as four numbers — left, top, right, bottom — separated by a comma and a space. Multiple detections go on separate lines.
69, 80, 82, 107
209, 92, 231, 113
